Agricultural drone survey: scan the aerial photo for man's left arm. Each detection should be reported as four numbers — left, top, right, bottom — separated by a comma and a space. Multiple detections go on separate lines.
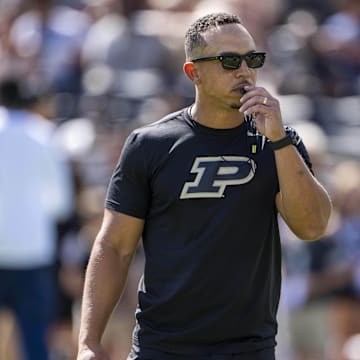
239, 85, 332, 240
274, 142, 332, 241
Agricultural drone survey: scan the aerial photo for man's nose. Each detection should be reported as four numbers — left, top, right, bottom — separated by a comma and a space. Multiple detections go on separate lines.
234, 60, 251, 77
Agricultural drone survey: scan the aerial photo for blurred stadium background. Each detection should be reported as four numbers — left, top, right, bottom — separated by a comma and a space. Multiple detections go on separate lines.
0, 0, 360, 359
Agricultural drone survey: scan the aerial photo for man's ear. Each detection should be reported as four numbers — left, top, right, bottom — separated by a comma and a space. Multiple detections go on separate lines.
183, 62, 200, 84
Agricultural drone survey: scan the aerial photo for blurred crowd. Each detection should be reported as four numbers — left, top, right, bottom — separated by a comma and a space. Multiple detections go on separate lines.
0, 0, 359, 359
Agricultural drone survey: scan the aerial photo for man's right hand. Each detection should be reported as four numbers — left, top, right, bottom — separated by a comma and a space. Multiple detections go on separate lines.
77, 345, 111, 360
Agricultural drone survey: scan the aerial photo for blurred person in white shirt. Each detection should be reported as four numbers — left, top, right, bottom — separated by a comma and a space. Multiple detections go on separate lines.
0, 77, 74, 360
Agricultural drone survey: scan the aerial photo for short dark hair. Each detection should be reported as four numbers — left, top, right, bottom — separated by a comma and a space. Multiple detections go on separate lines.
184, 13, 242, 59
0, 77, 43, 108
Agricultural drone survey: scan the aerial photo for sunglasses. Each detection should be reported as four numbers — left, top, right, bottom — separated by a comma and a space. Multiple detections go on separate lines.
191, 51, 266, 70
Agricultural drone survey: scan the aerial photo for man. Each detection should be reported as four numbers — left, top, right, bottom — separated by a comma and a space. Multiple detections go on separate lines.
0, 77, 74, 360
77, 13, 332, 360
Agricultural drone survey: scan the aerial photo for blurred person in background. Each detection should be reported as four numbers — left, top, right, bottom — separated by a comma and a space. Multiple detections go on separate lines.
324, 161, 360, 360
77, 12, 331, 360
0, 77, 74, 360
80, 0, 179, 126
311, 0, 360, 96
7, 0, 91, 118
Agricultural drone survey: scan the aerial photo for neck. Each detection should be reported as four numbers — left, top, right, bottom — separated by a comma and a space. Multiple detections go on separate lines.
190, 101, 245, 129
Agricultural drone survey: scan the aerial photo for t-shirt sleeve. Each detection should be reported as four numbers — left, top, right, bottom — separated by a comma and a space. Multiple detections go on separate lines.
105, 131, 150, 219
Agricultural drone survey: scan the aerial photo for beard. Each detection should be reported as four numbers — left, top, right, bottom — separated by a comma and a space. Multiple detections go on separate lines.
230, 102, 241, 109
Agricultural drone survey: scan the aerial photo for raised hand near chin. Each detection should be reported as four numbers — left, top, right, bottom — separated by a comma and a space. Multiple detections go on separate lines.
239, 85, 286, 141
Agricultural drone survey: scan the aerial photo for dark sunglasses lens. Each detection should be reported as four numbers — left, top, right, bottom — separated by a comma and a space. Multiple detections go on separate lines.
221, 56, 241, 70
246, 53, 265, 68
220, 54, 265, 70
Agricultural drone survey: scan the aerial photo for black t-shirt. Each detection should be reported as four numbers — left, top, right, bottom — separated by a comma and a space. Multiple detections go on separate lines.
105, 107, 311, 356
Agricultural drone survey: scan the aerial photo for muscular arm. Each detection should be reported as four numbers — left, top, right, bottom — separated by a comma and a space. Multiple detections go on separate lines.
77, 208, 144, 358
274, 145, 331, 241
239, 85, 332, 241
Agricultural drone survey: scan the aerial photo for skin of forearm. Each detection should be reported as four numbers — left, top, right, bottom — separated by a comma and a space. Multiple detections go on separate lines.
78, 237, 134, 347
275, 145, 332, 241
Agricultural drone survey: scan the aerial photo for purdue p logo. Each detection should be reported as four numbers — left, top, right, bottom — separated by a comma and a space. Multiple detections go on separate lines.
180, 156, 256, 199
